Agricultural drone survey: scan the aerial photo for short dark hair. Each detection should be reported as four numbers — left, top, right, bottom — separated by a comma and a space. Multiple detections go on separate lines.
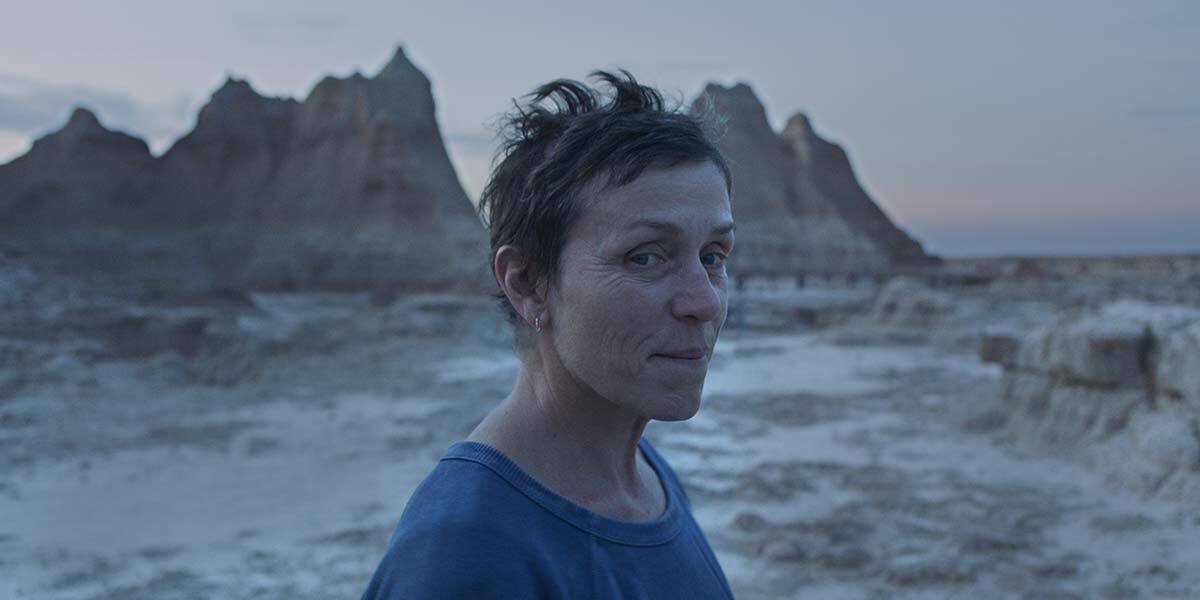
478, 70, 732, 338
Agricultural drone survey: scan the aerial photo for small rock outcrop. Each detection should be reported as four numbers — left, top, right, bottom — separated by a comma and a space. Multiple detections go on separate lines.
1156, 321, 1200, 405
982, 300, 1200, 494
0, 108, 153, 239
871, 277, 954, 327
693, 84, 935, 274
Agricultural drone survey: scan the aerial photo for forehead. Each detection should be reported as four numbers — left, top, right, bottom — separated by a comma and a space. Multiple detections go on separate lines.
574, 161, 732, 237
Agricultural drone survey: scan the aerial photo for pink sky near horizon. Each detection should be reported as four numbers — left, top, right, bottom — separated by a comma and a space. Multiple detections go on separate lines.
1, 0, 1196, 257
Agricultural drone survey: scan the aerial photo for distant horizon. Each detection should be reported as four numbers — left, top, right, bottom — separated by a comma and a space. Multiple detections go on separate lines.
5, 100, 1194, 260
5, 95, 1194, 260
2, 1, 1196, 258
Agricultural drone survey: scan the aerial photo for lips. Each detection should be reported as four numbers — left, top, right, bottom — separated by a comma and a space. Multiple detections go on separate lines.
655, 348, 707, 360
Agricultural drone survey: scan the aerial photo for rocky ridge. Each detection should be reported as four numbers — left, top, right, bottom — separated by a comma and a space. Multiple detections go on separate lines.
0, 47, 489, 293
694, 84, 935, 274
2, 55, 937, 293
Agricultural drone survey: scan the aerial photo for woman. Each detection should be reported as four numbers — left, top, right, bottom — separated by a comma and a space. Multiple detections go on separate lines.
362, 70, 736, 599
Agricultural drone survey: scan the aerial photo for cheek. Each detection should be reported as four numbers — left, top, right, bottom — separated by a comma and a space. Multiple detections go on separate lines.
714, 286, 730, 330
555, 276, 662, 372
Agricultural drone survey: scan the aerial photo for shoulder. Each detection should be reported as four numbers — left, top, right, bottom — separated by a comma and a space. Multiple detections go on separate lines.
362, 516, 543, 599
362, 454, 562, 600
385, 454, 542, 555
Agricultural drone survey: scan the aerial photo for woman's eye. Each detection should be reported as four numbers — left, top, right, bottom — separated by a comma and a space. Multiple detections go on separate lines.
701, 252, 728, 268
630, 253, 663, 266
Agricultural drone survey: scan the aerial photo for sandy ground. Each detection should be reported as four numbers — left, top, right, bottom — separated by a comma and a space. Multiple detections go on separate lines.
2, 290, 1199, 599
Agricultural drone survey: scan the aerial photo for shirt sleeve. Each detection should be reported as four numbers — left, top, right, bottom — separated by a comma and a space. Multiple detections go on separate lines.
360, 517, 553, 600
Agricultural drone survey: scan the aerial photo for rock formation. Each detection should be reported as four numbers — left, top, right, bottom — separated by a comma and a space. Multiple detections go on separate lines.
144, 78, 299, 229
693, 84, 934, 274
240, 47, 488, 291
0, 46, 489, 293
780, 113, 931, 266
0, 108, 153, 240
871, 277, 954, 327
982, 300, 1200, 495
3, 59, 938, 291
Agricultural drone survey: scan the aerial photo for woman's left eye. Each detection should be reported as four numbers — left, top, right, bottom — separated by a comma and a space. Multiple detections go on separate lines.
630, 253, 663, 266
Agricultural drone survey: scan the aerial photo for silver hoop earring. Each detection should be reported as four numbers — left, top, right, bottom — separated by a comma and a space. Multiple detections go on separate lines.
534, 316, 542, 333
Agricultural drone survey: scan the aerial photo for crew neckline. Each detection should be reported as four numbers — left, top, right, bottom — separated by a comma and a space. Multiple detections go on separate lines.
442, 438, 683, 546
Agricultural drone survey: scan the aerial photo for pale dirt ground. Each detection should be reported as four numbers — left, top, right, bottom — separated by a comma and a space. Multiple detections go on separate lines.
2, 286, 1199, 599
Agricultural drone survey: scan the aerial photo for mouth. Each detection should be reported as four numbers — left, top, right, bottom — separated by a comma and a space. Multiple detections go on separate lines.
653, 348, 708, 360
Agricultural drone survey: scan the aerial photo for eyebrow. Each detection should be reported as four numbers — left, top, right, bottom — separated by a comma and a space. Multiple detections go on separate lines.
626, 219, 736, 237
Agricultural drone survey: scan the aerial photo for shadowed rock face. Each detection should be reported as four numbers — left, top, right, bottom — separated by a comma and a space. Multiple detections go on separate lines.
0, 108, 153, 238
781, 113, 932, 267
694, 84, 934, 273
145, 78, 299, 228
234, 47, 488, 291
0, 47, 489, 293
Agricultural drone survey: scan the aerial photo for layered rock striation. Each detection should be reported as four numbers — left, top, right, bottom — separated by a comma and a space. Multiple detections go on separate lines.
238, 49, 487, 290
982, 300, 1200, 495
693, 84, 934, 274
0, 47, 489, 292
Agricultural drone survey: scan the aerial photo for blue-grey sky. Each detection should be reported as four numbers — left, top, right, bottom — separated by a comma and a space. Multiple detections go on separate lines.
1, 0, 1196, 256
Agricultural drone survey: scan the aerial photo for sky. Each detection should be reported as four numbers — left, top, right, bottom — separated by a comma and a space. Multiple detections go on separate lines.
1, 0, 1196, 257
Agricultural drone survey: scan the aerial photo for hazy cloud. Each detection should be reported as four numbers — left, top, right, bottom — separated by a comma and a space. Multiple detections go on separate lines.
288, 13, 353, 33
1126, 105, 1200, 121
0, 73, 145, 135
0, 73, 196, 153
231, 10, 352, 37
1136, 8, 1200, 33
655, 60, 730, 75
444, 129, 497, 151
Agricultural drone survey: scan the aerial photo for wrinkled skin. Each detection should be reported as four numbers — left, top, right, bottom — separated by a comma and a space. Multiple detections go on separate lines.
544, 160, 735, 421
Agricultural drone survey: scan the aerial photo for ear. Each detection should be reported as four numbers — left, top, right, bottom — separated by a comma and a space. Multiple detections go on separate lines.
494, 245, 546, 326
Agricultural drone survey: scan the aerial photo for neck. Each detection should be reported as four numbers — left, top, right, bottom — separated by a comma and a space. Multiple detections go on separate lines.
468, 350, 656, 512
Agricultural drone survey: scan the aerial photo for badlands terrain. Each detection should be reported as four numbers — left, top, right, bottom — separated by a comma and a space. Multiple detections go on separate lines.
2, 254, 1199, 599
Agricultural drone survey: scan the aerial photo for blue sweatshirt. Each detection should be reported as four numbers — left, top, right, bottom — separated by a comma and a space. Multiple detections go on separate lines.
362, 438, 734, 599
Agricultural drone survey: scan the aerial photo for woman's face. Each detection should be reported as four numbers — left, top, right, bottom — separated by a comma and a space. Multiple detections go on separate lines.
545, 160, 733, 421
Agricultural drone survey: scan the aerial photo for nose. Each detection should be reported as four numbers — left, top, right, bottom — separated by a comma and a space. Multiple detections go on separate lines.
669, 258, 724, 323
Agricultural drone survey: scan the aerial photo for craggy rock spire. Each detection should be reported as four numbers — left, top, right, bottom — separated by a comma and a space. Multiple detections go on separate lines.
146, 77, 299, 227
242, 45, 487, 291
693, 83, 934, 273
0, 46, 490, 293
780, 112, 931, 266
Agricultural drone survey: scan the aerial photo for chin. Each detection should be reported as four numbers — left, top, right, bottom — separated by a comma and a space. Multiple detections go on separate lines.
645, 392, 703, 422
